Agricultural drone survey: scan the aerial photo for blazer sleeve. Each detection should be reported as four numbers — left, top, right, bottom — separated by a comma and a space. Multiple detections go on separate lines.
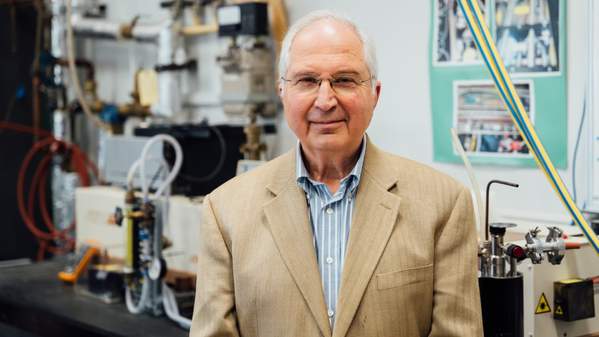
189, 195, 241, 337
428, 187, 484, 337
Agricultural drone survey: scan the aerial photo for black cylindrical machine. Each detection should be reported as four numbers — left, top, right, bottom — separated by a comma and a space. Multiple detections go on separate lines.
479, 222, 524, 337
479, 180, 566, 337
479, 180, 524, 337
479, 276, 523, 337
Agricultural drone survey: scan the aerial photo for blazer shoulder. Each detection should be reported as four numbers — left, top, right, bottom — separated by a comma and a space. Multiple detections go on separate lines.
201, 151, 293, 242
206, 150, 291, 203
376, 150, 466, 194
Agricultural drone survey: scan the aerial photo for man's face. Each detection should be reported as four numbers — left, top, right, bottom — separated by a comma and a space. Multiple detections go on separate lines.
280, 19, 381, 154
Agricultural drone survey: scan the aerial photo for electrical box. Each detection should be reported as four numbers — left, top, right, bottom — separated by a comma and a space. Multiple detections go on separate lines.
134, 124, 249, 196
99, 136, 163, 189
217, 3, 269, 37
215, 2, 278, 119
553, 278, 595, 322
505, 223, 599, 336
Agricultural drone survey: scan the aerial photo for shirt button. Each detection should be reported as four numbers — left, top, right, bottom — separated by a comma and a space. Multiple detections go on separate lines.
326, 256, 334, 264
328, 310, 335, 317
326, 207, 333, 214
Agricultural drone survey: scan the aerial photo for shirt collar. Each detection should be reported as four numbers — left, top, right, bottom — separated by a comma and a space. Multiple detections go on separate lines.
296, 136, 367, 193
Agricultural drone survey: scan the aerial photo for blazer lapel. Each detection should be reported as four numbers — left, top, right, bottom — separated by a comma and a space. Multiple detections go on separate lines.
333, 144, 401, 337
263, 151, 332, 337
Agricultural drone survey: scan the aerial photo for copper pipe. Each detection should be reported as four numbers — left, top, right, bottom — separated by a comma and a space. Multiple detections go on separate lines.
32, 76, 41, 141
55, 58, 95, 80
31, 0, 43, 141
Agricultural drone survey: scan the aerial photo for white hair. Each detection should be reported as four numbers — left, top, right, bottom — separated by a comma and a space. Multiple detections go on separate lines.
278, 10, 378, 80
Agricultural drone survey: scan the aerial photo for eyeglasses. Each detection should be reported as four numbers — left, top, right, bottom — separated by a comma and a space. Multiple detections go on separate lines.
280, 74, 373, 95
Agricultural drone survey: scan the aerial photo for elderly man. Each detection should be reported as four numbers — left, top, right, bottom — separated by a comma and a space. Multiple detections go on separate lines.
190, 10, 483, 337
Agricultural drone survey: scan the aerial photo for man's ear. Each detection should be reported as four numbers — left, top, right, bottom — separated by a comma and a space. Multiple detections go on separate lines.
372, 80, 381, 109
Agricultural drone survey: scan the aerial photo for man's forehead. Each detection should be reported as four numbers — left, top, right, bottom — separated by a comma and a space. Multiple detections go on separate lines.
291, 19, 363, 53
287, 19, 367, 73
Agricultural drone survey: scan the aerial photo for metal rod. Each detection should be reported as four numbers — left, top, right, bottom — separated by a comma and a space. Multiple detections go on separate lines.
485, 179, 519, 241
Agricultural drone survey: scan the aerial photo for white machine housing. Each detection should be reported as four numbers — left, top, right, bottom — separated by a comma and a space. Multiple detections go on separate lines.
75, 186, 201, 274
505, 223, 599, 336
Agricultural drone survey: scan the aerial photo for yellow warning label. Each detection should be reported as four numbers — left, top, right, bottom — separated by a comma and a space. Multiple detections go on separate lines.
555, 305, 564, 316
535, 293, 552, 314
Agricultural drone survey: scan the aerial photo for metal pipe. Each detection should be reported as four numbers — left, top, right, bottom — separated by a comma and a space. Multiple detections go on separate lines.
485, 179, 519, 240
70, 15, 170, 42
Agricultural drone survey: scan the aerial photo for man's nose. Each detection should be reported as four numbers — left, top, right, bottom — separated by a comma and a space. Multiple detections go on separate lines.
314, 80, 337, 112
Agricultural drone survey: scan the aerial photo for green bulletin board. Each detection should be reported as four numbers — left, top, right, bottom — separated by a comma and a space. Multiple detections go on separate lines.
429, 0, 567, 168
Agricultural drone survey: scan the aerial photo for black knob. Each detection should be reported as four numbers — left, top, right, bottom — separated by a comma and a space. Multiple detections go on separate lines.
113, 207, 124, 226
160, 1, 194, 8
489, 222, 517, 236
489, 226, 506, 236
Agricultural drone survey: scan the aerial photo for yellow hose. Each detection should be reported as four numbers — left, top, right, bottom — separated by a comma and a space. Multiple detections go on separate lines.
457, 0, 599, 254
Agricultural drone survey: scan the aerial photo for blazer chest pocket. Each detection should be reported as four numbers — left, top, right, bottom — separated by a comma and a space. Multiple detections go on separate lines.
376, 263, 433, 290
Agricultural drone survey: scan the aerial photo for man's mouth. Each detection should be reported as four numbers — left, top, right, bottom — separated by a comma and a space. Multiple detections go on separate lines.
310, 120, 344, 125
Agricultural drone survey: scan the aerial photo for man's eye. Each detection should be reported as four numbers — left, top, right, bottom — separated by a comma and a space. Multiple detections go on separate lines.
296, 77, 319, 85
333, 77, 358, 86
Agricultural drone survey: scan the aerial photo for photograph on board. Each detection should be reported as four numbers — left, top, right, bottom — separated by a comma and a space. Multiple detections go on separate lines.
453, 80, 534, 157
434, 0, 487, 65
495, 0, 560, 74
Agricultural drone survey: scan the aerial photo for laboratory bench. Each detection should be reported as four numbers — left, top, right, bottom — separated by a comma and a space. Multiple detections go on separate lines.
0, 259, 188, 337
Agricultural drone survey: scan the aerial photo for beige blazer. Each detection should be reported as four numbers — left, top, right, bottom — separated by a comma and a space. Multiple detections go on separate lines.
190, 139, 483, 337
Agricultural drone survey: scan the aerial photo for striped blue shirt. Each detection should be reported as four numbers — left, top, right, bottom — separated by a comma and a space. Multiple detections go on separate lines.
295, 139, 366, 327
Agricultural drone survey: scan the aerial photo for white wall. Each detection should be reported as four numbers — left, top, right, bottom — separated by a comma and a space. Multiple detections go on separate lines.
80, 0, 588, 226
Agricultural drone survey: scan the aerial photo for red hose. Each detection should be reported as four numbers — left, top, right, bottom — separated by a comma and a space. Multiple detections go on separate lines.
37, 240, 47, 261
37, 157, 56, 233
29, 153, 55, 232
3, 121, 98, 259
17, 138, 58, 241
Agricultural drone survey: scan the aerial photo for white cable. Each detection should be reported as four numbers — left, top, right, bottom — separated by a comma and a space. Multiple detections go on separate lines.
125, 275, 151, 314
450, 128, 485, 239
65, 0, 109, 131
162, 282, 191, 329
126, 156, 170, 192
124, 159, 170, 315
139, 134, 184, 200
124, 137, 180, 316
160, 183, 172, 240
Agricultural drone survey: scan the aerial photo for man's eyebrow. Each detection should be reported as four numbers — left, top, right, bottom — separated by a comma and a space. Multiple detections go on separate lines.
290, 70, 364, 78
290, 71, 319, 77
332, 70, 362, 76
